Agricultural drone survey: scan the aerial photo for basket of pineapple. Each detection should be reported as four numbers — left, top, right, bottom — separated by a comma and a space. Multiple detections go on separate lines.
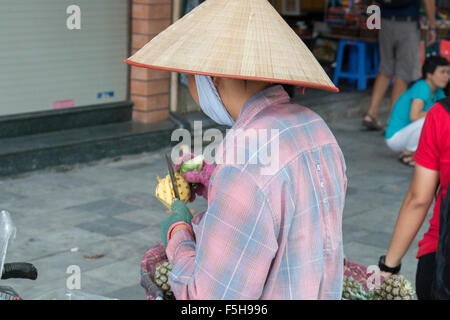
141, 242, 180, 300
147, 256, 417, 300
343, 256, 416, 300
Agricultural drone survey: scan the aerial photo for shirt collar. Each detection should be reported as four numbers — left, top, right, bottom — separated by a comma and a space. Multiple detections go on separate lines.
234, 85, 291, 128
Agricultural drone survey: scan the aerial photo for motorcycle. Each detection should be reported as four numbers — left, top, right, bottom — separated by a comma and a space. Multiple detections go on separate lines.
0, 210, 38, 300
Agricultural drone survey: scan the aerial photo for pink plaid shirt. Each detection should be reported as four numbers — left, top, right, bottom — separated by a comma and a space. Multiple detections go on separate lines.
166, 85, 347, 299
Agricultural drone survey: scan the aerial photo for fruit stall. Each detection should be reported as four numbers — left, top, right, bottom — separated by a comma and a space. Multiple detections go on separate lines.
146, 154, 420, 300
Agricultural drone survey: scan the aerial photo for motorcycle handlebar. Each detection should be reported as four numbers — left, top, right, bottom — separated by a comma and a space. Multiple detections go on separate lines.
1, 263, 38, 280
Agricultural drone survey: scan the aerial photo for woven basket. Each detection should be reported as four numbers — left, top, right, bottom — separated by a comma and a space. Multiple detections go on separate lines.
140, 243, 174, 300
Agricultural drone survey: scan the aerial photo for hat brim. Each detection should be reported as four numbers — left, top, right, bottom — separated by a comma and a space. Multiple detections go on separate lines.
125, 59, 339, 93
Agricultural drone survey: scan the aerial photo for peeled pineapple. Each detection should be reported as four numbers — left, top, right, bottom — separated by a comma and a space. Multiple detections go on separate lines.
155, 173, 191, 209
154, 261, 174, 299
374, 275, 415, 300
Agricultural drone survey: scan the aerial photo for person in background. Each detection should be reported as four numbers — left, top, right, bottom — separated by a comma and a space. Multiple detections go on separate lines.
385, 56, 449, 167
362, 0, 438, 131
377, 96, 450, 299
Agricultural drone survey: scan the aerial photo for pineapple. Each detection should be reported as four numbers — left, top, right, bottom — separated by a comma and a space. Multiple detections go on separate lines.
374, 275, 415, 300
155, 173, 191, 209
343, 284, 375, 300
342, 275, 367, 300
154, 261, 174, 299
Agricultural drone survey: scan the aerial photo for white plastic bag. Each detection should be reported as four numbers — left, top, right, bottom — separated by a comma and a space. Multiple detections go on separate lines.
0, 210, 16, 277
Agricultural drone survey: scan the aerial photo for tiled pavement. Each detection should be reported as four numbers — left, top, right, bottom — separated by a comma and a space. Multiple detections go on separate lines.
0, 115, 430, 299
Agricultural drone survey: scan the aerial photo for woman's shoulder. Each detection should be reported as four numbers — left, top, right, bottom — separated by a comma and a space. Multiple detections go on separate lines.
410, 79, 430, 92
406, 79, 432, 102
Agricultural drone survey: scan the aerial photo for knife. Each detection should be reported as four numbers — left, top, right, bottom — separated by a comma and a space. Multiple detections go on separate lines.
165, 154, 180, 201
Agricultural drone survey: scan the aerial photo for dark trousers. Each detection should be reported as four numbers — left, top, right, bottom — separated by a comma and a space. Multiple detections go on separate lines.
416, 252, 437, 300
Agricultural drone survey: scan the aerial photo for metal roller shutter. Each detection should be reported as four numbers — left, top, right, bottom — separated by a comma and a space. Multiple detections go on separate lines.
0, 0, 129, 117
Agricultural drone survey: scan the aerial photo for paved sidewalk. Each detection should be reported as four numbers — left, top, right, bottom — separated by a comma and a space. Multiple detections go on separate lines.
0, 114, 429, 299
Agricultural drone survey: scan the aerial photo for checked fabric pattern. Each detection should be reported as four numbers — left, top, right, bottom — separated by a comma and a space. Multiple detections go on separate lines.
164, 85, 347, 299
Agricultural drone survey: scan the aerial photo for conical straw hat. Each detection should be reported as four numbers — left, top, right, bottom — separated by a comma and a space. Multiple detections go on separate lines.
125, 0, 338, 92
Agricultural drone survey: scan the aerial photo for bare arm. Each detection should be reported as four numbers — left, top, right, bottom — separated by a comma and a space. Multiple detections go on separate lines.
384, 164, 440, 269
410, 99, 427, 122
423, 0, 437, 46
423, 0, 437, 28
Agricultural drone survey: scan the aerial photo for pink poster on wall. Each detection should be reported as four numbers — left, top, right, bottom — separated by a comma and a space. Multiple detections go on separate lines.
53, 99, 75, 110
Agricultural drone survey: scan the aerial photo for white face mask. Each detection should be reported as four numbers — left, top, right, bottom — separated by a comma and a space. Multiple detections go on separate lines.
195, 75, 235, 127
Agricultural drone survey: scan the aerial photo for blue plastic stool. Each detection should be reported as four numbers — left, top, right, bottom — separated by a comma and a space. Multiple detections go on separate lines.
333, 40, 379, 90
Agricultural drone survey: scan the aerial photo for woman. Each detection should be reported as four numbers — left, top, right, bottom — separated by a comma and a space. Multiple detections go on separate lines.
126, 0, 347, 299
385, 56, 449, 167
378, 96, 450, 299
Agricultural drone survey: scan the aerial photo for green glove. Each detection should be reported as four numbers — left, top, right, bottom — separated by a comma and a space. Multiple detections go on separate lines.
161, 200, 193, 247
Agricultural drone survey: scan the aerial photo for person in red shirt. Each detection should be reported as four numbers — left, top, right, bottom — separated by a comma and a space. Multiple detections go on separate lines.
378, 96, 450, 299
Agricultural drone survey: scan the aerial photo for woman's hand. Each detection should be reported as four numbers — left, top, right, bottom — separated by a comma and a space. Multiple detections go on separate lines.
426, 29, 437, 47
161, 200, 193, 247
380, 271, 393, 280
379, 255, 401, 280
423, 0, 437, 47
174, 152, 215, 201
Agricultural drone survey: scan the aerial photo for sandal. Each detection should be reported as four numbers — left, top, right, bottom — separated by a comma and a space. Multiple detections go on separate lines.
398, 153, 415, 168
362, 113, 383, 131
